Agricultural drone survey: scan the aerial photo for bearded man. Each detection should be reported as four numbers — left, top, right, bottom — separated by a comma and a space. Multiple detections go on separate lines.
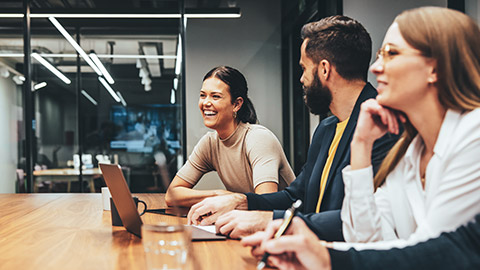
186, 15, 400, 241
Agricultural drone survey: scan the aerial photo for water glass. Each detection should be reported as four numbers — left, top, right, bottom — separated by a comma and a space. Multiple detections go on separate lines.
142, 224, 190, 270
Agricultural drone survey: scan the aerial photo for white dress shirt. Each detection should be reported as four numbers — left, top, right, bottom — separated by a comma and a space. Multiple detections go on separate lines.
334, 108, 480, 250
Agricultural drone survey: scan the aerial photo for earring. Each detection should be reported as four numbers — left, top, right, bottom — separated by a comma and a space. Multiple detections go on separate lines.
233, 111, 237, 119
428, 78, 434, 84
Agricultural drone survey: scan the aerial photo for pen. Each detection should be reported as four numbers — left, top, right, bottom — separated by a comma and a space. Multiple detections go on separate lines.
257, 199, 302, 270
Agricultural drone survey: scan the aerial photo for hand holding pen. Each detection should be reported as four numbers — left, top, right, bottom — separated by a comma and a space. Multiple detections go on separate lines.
256, 200, 302, 270
241, 207, 331, 270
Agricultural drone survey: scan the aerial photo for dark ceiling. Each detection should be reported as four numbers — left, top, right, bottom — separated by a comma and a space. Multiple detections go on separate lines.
0, 0, 238, 34
0, 0, 239, 106
0, 0, 228, 9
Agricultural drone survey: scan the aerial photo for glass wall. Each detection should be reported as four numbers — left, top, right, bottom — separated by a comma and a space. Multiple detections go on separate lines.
0, 16, 23, 193
0, 0, 186, 193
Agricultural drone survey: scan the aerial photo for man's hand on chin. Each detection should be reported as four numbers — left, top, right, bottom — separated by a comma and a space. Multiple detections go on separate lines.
215, 210, 273, 239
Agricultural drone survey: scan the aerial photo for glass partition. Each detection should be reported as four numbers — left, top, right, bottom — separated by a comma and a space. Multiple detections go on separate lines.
0, 0, 244, 194
0, 1, 186, 193
0, 17, 23, 193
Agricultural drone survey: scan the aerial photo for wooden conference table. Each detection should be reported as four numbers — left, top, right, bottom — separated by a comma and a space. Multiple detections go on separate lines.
0, 193, 261, 270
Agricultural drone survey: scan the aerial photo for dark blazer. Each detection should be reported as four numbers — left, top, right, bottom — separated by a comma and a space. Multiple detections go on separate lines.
329, 214, 480, 269
246, 83, 400, 241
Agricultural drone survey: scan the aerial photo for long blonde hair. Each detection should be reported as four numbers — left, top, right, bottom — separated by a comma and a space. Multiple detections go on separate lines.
374, 7, 480, 190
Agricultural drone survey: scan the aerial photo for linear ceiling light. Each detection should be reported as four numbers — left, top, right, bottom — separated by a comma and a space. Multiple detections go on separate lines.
173, 78, 178, 90
33, 82, 47, 90
185, 13, 240, 18
0, 14, 23, 18
116, 91, 127, 107
175, 35, 182, 76
81, 90, 98, 106
0, 13, 241, 19
89, 52, 114, 84
170, 89, 176, 104
0, 53, 23, 57
31, 52, 71, 84
98, 77, 120, 102
48, 17, 102, 76
0, 53, 176, 60
97, 54, 176, 59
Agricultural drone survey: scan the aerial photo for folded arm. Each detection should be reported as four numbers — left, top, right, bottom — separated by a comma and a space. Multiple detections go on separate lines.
165, 175, 231, 207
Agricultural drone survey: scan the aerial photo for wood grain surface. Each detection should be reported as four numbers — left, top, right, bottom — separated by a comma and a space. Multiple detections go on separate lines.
0, 194, 263, 270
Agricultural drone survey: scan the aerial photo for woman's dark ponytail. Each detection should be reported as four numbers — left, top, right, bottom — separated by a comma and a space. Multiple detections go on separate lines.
203, 66, 258, 124
238, 97, 257, 124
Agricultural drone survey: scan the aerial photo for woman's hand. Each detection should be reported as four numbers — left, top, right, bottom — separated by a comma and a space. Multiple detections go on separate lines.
241, 217, 331, 270
165, 176, 233, 207
350, 99, 405, 170
354, 99, 404, 144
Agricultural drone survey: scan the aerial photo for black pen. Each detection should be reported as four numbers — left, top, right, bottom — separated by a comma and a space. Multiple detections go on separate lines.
257, 199, 302, 270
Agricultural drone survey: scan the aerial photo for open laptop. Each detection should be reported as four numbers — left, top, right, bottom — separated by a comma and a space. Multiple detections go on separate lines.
100, 163, 226, 240
100, 163, 143, 237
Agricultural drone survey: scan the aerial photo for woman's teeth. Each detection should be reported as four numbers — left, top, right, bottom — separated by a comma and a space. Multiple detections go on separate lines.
204, 111, 217, 116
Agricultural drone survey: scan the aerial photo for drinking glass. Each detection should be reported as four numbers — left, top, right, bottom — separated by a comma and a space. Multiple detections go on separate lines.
142, 224, 191, 270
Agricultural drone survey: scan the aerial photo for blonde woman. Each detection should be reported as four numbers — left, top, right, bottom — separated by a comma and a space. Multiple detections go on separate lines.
339, 6, 480, 250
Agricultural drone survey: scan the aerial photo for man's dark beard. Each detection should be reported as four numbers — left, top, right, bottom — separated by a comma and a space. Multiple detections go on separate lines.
303, 73, 332, 115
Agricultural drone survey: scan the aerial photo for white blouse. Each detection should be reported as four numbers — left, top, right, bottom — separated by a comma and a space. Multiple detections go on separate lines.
334, 109, 480, 251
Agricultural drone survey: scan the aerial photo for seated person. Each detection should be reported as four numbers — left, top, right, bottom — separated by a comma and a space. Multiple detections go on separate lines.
186, 16, 400, 241
336, 6, 480, 250
165, 66, 295, 207
242, 215, 480, 270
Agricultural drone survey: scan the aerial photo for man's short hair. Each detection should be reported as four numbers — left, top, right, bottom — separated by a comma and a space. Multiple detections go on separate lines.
301, 15, 372, 81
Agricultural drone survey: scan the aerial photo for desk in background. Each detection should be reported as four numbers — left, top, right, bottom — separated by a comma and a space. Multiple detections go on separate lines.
0, 193, 261, 270
33, 168, 102, 193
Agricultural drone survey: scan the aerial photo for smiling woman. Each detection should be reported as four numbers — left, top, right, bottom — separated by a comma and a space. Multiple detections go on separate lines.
165, 66, 295, 207
338, 6, 480, 250
198, 73, 246, 139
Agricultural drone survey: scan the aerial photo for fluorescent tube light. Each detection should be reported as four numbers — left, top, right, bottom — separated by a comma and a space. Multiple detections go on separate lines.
31, 53, 71, 84
173, 78, 178, 90
0, 67, 10, 78
175, 35, 182, 76
0, 59, 26, 81
0, 14, 23, 18
36, 14, 180, 18
98, 77, 120, 102
81, 90, 98, 106
116, 91, 127, 107
48, 17, 102, 76
0, 13, 241, 19
0, 53, 176, 60
141, 76, 152, 85
33, 82, 47, 90
12, 76, 24, 85
186, 13, 240, 18
170, 89, 176, 104
0, 53, 23, 57
139, 67, 148, 78
96, 54, 176, 59
89, 52, 114, 84
144, 83, 152, 91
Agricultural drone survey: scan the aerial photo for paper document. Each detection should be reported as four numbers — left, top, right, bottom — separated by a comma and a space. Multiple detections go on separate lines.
191, 225, 216, 234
